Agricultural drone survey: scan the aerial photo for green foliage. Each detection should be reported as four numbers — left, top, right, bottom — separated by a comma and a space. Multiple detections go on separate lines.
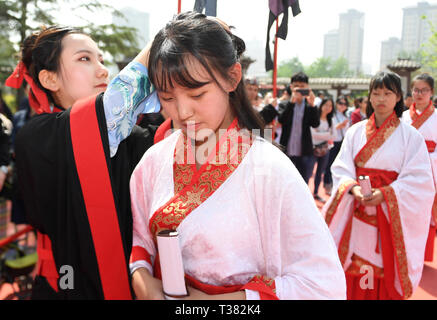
2, 93, 17, 112
84, 24, 140, 62
420, 19, 437, 78
275, 56, 356, 78
0, 33, 16, 84
0, 0, 140, 73
305, 56, 354, 78
398, 16, 437, 79
276, 57, 304, 78
330, 57, 355, 78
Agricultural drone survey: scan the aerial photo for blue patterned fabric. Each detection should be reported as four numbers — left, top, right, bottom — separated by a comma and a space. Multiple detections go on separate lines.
103, 61, 161, 157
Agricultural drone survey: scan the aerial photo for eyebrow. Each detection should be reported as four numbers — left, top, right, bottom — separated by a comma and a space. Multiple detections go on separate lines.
74, 49, 103, 57
157, 81, 211, 93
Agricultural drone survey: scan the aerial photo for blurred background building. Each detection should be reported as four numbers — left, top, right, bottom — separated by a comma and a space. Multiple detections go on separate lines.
380, 37, 403, 70
380, 1, 437, 70
323, 9, 365, 75
112, 7, 150, 49
402, 1, 437, 53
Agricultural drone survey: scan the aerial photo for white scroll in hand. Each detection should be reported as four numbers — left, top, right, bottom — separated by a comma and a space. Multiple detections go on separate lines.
156, 230, 188, 299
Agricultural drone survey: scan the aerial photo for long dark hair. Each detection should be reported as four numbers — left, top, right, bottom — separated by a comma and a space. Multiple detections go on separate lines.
20, 26, 87, 105
147, 11, 265, 137
318, 98, 334, 127
366, 71, 404, 119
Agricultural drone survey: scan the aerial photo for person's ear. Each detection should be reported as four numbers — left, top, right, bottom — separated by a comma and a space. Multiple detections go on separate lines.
226, 63, 242, 92
38, 69, 60, 92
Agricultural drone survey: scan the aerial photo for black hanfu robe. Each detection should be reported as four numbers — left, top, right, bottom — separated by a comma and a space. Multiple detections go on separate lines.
15, 93, 154, 299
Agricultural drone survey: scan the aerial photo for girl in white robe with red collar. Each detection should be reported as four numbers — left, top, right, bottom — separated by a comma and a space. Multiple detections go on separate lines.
402, 73, 437, 262
128, 12, 346, 300
322, 71, 434, 300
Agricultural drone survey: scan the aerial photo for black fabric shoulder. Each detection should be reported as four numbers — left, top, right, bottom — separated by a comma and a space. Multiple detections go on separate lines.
0, 118, 10, 166
15, 111, 68, 233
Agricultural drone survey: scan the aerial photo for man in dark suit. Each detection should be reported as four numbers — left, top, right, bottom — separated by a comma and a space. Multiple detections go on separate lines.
278, 72, 319, 183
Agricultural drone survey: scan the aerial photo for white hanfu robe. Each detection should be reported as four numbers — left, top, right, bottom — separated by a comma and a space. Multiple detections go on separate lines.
402, 104, 437, 226
322, 114, 434, 299
402, 102, 437, 261
129, 123, 346, 300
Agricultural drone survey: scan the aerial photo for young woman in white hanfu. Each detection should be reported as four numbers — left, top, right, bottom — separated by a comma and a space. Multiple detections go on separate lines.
401, 73, 437, 262
322, 71, 435, 300
128, 12, 346, 300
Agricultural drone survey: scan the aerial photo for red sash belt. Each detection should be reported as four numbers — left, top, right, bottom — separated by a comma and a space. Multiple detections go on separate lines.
36, 232, 59, 292
355, 167, 398, 253
153, 254, 278, 300
352, 167, 405, 299
425, 140, 436, 153
356, 167, 398, 189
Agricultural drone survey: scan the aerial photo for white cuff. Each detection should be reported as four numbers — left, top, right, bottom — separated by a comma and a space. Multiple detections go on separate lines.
245, 289, 260, 300
129, 260, 153, 275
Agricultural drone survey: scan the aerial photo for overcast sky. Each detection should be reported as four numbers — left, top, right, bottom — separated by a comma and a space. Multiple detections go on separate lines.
83, 0, 434, 75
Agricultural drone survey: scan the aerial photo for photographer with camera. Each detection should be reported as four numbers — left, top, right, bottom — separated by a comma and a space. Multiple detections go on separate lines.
278, 72, 319, 183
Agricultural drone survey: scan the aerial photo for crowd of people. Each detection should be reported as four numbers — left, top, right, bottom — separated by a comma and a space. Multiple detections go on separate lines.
245, 76, 437, 204
245, 70, 436, 300
0, 11, 435, 301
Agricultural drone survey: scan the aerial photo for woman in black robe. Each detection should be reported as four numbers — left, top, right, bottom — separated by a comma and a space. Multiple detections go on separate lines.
7, 26, 159, 299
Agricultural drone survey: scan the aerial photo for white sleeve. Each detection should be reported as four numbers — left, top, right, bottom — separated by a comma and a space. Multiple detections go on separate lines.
251, 143, 346, 299
389, 128, 435, 291
129, 152, 157, 275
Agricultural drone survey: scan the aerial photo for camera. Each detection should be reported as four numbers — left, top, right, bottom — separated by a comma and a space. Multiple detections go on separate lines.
296, 88, 310, 96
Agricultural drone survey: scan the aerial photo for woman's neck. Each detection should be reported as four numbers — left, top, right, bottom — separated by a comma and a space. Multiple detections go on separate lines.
193, 115, 236, 171
193, 134, 216, 170
415, 100, 430, 112
320, 114, 327, 121
374, 112, 392, 128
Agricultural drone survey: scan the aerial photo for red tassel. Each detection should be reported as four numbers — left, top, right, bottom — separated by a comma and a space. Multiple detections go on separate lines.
5, 61, 25, 89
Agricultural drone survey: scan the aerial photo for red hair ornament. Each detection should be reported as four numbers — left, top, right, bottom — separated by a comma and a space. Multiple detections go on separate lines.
5, 61, 62, 114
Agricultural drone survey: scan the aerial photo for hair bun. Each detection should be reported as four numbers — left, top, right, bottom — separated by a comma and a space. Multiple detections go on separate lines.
231, 34, 245, 59
21, 32, 40, 69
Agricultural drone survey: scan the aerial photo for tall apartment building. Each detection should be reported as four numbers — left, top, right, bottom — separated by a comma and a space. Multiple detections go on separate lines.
401, 1, 437, 54
323, 30, 339, 61
380, 37, 402, 70
338, 9, 365, 74
323, 9, 365, 75
379, 2, 437, 70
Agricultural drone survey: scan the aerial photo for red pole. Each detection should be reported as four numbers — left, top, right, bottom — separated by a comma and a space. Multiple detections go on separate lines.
178, 0, 181, 13
0, 225, 33, 247
272, 18, 279, 98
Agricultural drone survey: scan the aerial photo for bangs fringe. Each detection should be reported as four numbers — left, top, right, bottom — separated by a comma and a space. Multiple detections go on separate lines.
370, 74, 401, 96
151, 50, 211, 92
